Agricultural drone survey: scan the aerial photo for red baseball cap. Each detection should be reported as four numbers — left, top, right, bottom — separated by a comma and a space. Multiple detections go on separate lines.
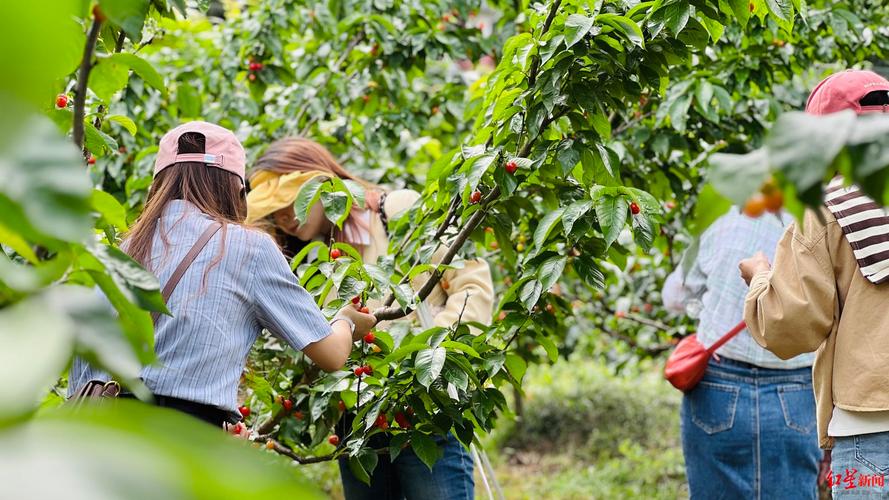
154, 121, 246, 182
806, 70, 889, 115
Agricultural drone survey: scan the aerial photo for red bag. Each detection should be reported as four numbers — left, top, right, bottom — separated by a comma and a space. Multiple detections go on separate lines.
664, 320, 746, 392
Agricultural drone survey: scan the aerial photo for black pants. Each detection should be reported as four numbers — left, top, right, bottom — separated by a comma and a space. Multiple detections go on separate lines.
120, 393, 233, 427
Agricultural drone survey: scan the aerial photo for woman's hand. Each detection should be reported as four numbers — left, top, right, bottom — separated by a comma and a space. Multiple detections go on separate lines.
333, 303, 378, 342
739, 251, 771, 286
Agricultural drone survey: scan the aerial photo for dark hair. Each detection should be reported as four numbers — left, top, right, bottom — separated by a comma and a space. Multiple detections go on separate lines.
124, 132, 247, 274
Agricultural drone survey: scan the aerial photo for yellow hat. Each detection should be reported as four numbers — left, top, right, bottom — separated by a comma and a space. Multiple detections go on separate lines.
245, 170, 328, 223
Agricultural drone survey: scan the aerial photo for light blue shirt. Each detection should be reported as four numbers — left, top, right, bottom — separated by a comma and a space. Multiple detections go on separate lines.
69, 200, 332, 411
663, 208, 814, 369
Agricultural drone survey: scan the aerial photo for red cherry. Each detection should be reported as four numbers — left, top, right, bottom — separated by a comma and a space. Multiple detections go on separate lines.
363, 332, 376, 343
249, 62, 263, 71
359, 306, 369, 314
362, 365, 373, 376
55, 94, 68, 109
248, 73, 257, 82
470, 191, 482, 204
92, 5, 106, 22
665, 200, 676, 210
282, 399, 293, 411
362, 95, 370, 103
232, 422, 244, 434
375, 414, 389, 430
328, 434, 340, 446
615, 311, 626, 319
238, 405, 250, 417
352, 296, 361, 304
338, 400, 346, 412
354, 367, 364, 377
330, 248, 342, 259
394, 411, 411, 429
630, 202, 640, 215
504, 161, 518, 174
294, 410, 304, 420
87, 155, 96, 165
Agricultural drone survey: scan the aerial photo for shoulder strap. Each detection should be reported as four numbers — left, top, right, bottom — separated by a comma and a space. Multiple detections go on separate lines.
705, 320, 747, 354
377, 192, 390, 236
151, 222, 223, 324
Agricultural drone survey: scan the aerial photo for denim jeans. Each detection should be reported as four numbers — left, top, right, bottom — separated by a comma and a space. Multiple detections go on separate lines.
681, 357, 820, 499
338, 431, 474, 500
831, 432, 889, 498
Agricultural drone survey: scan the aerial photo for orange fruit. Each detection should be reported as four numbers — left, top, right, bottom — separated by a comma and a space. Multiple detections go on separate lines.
743, 194, 767, 218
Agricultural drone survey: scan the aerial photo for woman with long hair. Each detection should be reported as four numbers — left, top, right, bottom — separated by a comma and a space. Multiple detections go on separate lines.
68, 122, 376, 428
246, 137, 494, 500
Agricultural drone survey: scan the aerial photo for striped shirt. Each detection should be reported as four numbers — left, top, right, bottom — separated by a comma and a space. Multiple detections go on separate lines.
68, 200, 332, 411
824, 176, 889, 284
663, 209, 814, 369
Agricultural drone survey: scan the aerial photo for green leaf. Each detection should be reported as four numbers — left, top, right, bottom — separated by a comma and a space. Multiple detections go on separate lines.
593, 191, 628, 249
505, 353, 527, 383
538, 256, 567, 291
87, 245, 166, 314
91, 189, 127, 231
84, 121, 119, 154
320, 190, 350, 228
728, 0, 752, 27
106, 114, 137, 135
709, 148, 770, 205
532, 208, 565, 251
415, 347, 446, 388
599, 14, 645, 48
410, 432, 444, 471
175, 82, 201, 118
109, 53, 166, 95
293, 176, 329, 224
573, 255, 605, 289
662, 0, 691, 34
88, 56, 130, 103
537, 334, 559, 362
562, 200, 593, 234
689, 184, 732, 236
564, 14, 595, 49
519, 279, 543, 310
98, 0, 149, 41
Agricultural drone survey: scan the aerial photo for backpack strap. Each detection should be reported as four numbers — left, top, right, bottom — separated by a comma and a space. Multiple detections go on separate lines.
377, 192, 390, 237
151, 222, 223, 324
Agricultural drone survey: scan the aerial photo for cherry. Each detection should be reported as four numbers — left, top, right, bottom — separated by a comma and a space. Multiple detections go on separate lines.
545, 303, 555, 314
615, 311, 626, 319
394, 411, 411, 429
441, 279, 450, 290
338, 400, 346, 412
643, 303, 654, 313
282, 399, 293, 411
370, 44, 380, 57
498, 311, 507, 321
470, 190, 482, 204
266, 440, 275, 450
362, 365, 373, 376
359, 306, 370, 314
743, 194, 767, 218
516, 243, 525, 252
238, 405, 250, 417
92, 5, 106, 22
87, 155, 96, 165
362, 95, 370, 103
748, 1, 755, 12
294, 410, 304, 420
55, 94, 68, 109
354, 367, 364, 377
249, 61, 263, 71
363, 332, 376, 343
375, 414, 389, 430
248, 73, 257, 82
764, 191, 783, 213
484, 227, 494, 234
504, 161, 518, 174
665, 200, 676, 210
352, 296, 361, 304
330, 248, 342, 259
431, 106, 439, 114
232, 422, 244, 434
328, 434, 340, 446
630, 202, 640, 215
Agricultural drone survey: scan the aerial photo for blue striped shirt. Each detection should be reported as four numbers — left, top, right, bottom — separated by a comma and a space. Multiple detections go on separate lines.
68, 200, 332, 411
663, 208, 814, 369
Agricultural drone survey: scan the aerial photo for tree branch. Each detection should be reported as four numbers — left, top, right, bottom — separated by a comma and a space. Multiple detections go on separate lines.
73, 18, 103, 154
527, 0, 563, 88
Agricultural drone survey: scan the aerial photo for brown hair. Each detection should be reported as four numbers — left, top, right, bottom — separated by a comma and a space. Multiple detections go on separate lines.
125, 132, 247, 277
251, 137, 382, 245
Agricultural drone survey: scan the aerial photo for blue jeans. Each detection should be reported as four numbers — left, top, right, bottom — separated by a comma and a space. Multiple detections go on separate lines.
338, 432, 474, 500
831, 432, 889, 498
681, 357, 820, 499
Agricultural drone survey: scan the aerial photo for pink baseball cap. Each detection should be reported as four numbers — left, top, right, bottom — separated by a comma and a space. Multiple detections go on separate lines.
154, 121, 246, 182
806, 70, 889, 115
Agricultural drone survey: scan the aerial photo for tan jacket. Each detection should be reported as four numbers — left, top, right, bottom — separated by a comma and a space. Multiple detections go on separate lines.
744, 207, 889, 449
360, 189, 494, 329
